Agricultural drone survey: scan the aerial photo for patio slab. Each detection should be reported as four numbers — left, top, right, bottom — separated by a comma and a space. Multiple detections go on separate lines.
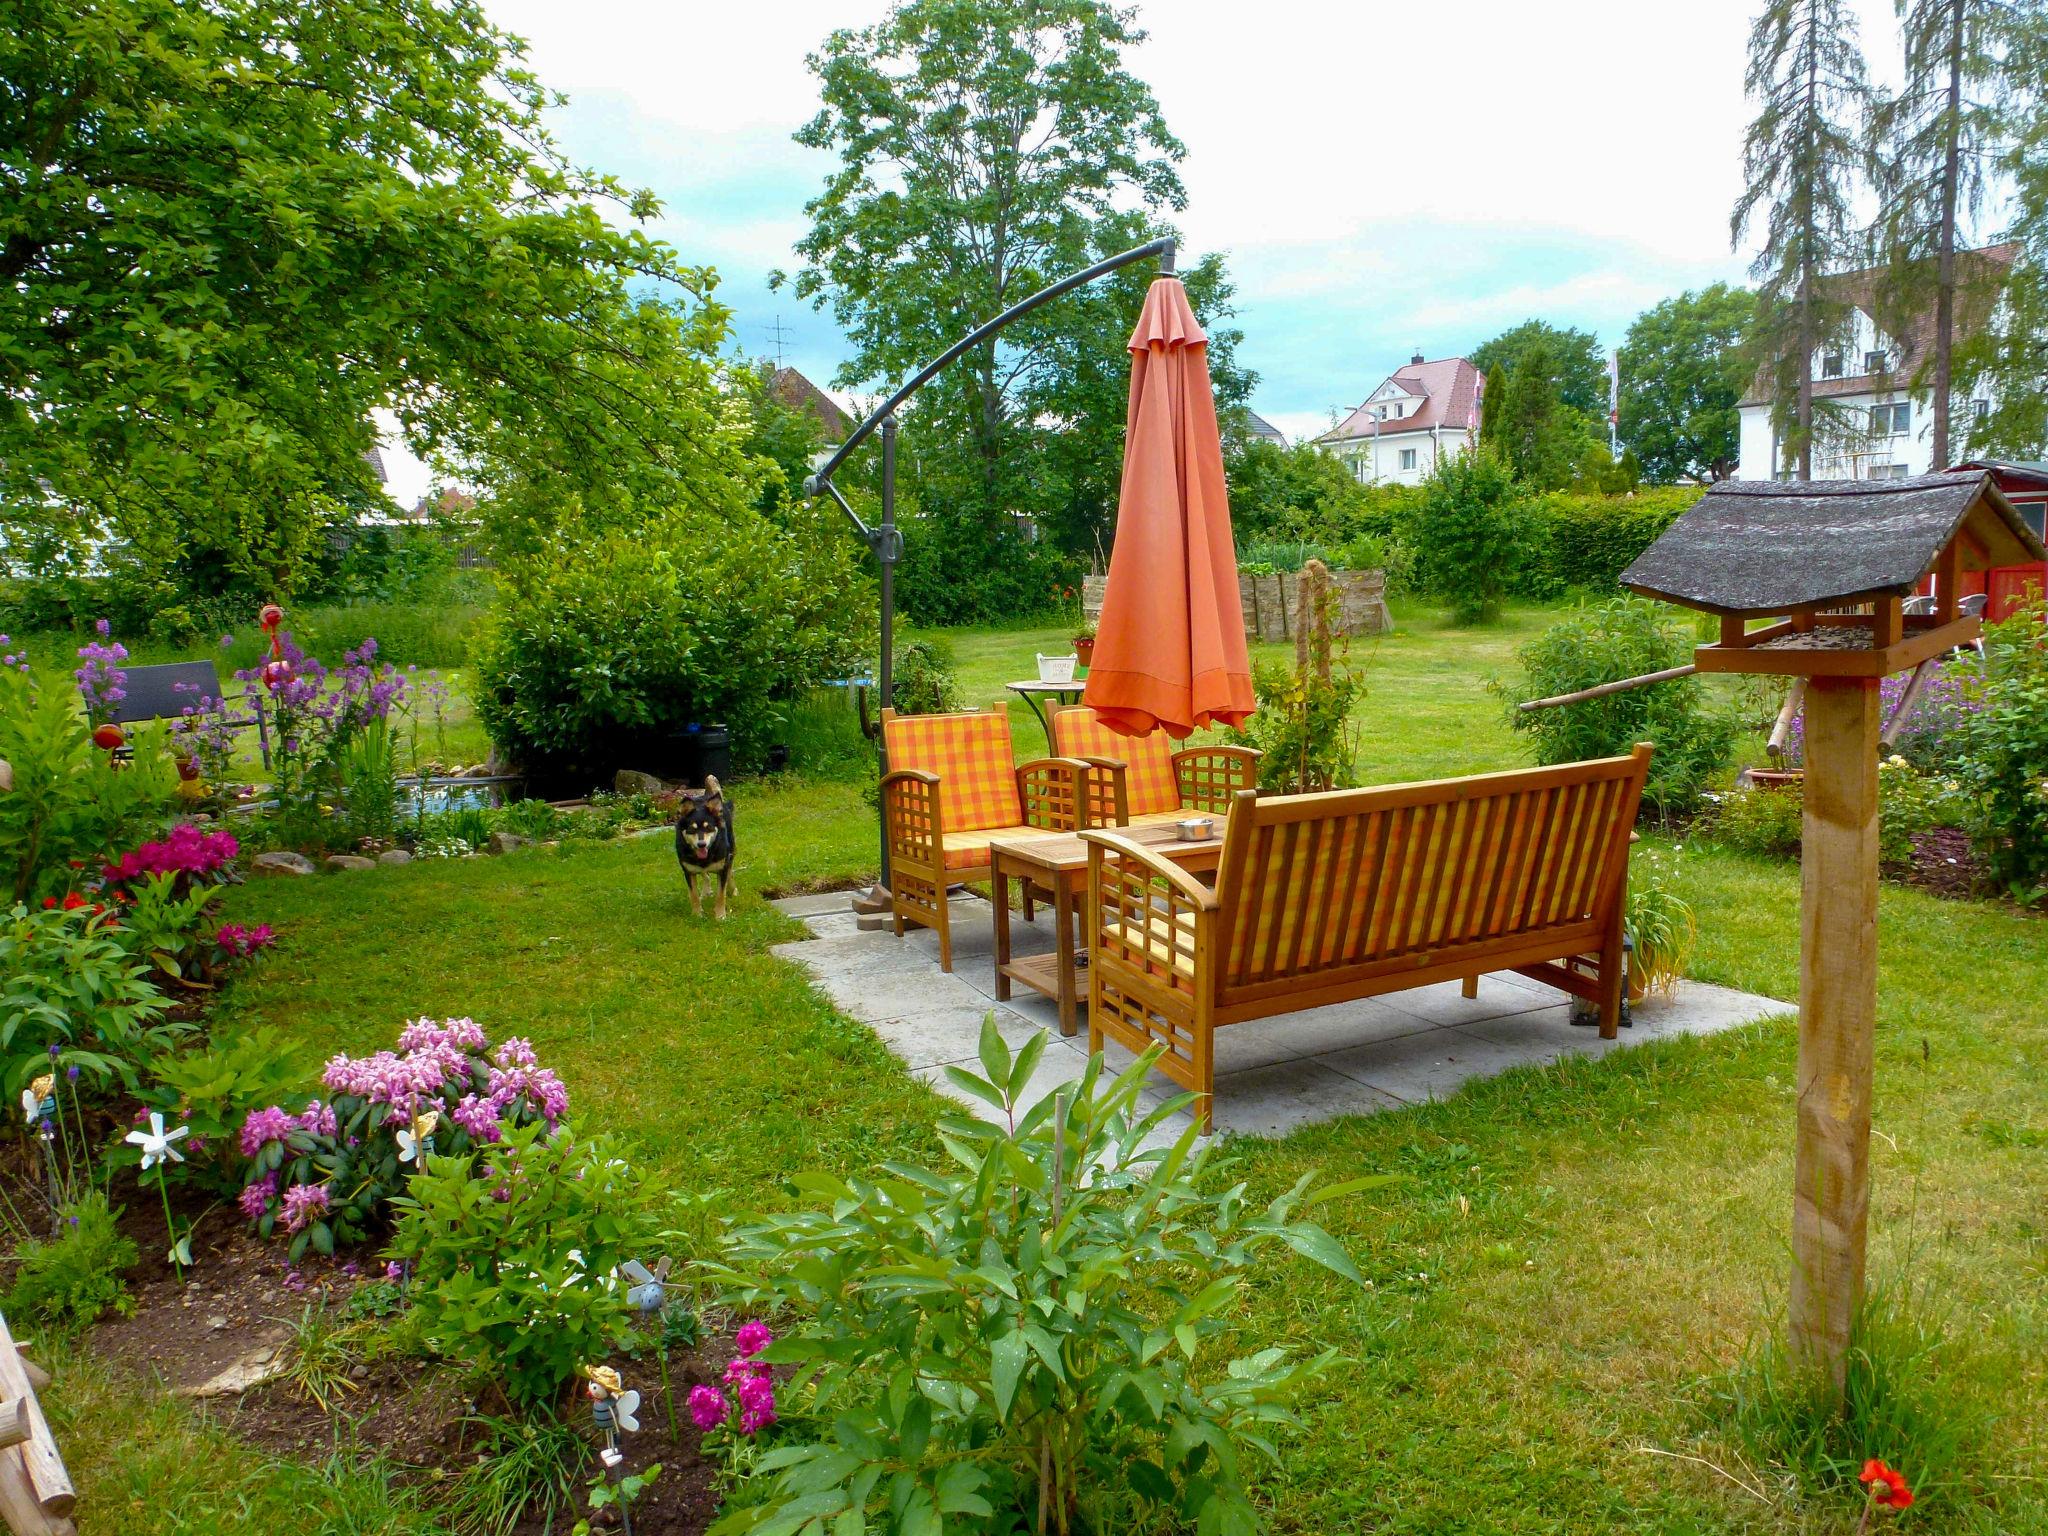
771, 891, 1791, 1141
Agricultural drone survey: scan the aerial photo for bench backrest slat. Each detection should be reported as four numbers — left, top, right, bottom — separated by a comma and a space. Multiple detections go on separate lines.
110, 660, 226, 724
1214, 748, 1649, 998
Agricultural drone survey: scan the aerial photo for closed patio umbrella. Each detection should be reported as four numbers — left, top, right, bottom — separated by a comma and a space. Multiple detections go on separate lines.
1082, 276, 1253, 739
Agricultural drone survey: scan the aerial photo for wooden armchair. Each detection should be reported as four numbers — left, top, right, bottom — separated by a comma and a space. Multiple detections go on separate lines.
880, 706, 1088, 971
1046, 704, 1259, 828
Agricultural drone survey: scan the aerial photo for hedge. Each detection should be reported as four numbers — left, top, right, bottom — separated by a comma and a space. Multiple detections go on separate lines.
1514, 485, 1705, 600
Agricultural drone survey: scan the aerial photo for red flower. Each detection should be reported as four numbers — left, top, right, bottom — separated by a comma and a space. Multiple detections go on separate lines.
1861, 1460, 1913, 1509
40, 897, 56, 909
60, 892, 86, 911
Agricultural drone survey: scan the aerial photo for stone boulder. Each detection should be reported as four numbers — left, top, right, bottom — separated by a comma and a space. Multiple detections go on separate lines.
324, 854, 377, 873
250, 851, 316, 878
614, 769, 668, 796
376, 849, 412, 866
485, 831, 529, 856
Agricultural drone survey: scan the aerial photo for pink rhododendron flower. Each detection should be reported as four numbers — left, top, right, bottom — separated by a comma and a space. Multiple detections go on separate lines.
451, 1094, 502, 1143
238, 1174, 277, 1220
239, 1105, 297, 1156
279, 1182, 330, 1234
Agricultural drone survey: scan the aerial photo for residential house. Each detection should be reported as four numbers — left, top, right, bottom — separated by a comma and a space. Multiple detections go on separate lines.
769, 365, 854, 447
1314, 353, 1483, 486
1239, 409, 1288, 449
1734, 243, 2019, 482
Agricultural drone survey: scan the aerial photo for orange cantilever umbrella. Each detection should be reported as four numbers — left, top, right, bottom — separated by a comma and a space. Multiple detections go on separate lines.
1082, 276, 1254, 739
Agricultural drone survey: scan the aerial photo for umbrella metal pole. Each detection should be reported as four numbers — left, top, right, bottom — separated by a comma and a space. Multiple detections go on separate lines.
875, 414, 898, 894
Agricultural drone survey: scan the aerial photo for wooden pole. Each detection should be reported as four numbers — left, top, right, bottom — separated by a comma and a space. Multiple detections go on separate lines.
1516, 664, 1698, 712
1790, 678, 1881, 1397
1767, 679, 1806, 761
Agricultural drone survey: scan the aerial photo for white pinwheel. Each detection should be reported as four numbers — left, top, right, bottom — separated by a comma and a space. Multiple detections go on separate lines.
124, 1111, 189, 1170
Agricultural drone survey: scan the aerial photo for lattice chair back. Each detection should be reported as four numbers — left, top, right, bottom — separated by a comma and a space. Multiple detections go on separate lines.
1210, 749, 1649, 997
882, 708, 1022, 832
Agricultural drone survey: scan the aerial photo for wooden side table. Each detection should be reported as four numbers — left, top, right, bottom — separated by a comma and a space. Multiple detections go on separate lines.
989, 820, 1224, 1036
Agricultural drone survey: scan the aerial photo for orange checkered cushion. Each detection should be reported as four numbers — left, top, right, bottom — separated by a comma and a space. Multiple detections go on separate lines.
883, 710, 1022, 833
1050, 707, 1180, 818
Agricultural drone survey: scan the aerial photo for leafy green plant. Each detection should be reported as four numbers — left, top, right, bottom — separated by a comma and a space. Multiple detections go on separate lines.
1402, 448, 1525, 624
115, 870, 219, 984
0, 903, 181, 1093
577, 1462, 662, 1534
1498, 597, 1738, 815
1704, 783, 1805, 859
1877, 756, 1971, 866
277, 1300, 365, 1413
709, 1020, 1385, 1536
495, 799, 563, 841
446, 1412, 590, 1536
387, 1121, 659, 1412
0, 662, 176, 903
338, 715, 401, 844
129, 1027, 313, 1194
6, 1192, 138, 1327
1625, 848, 1697, 999
1949, 602, 2048, 902
1228, 561, 1365, 794
890, 637, 961, 715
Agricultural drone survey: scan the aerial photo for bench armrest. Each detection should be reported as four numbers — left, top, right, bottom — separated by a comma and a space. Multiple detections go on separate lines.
1170, 746, 1260, 813
1069, 756, 1130, 827
1079, 830, 1221, 912
881, 769, 943, 870
1082, 830, 1216, 997
1016, 756, 1093, 831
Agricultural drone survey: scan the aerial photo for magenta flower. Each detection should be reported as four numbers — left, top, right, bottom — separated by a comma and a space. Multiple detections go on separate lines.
238, 1174, 278, 1220
279, 1182, 330, 1234
239, 1105, 297, 1156
736, 1372, 777, 1435
688, 1385, 729, 1431
736, 1321, 774, 1358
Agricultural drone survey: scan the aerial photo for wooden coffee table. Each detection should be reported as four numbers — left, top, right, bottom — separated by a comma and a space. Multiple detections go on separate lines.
989, 820, 1225, 1037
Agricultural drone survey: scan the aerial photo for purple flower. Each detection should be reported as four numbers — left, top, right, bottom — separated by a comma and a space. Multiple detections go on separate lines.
240, 1105, 297, 1156
385, 1261, 404, 1282
736, 1321, 774, 1358
239, 1174, 278, 1221
279, 1182, 330, 1234
736, 1373, 777, 1435
64, 1065, 79, 1083
688, 1385, 729, 1431
451, 1093, 502, 1143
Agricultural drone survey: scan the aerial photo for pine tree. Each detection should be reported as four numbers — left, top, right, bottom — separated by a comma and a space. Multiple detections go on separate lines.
1478, 365, 1508, 452
1732, 0, 1873, 479
1873, 0, 2031, 470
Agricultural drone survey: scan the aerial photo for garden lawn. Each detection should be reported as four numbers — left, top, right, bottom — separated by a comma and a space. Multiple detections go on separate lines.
51, 617, 2048, 1535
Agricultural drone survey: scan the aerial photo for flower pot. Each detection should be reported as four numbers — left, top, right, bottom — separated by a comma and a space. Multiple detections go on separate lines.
1036, 654, 1077, 685
1072, 637, 1095, 668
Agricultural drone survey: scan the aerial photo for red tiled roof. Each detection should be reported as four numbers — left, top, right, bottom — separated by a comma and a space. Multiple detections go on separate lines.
1318, 357, 1483, 443
769, 366, 854, 442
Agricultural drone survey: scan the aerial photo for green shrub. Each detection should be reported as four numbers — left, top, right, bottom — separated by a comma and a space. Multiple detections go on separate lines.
388, 1120, 660, 1411
131, 1028, 313, 1196
893, 513, 1081, 626
1702, 784, 1804, 859
1402, 449, 1525, 624
1625, 846, 1696, 996
7, 1193, 139, 1327
1950, 603, 2048, 901
476, 512, 869, 790
890, 636, 960, 715
1516, 485, 1704, 600
1231, 660, 1362, 794
1498, 597, 1737, 815
711, 1020, 1380, 1536
0, 903, 181, 1095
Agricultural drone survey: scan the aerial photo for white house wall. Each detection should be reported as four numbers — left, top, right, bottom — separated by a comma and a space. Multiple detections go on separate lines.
1322, 429, 1473, 486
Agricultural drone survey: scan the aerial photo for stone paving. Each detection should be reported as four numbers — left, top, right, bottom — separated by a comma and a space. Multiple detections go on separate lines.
770, 890, 1790, 1140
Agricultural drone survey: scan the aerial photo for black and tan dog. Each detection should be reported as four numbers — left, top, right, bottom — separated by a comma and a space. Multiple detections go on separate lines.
674, 776, 736, 919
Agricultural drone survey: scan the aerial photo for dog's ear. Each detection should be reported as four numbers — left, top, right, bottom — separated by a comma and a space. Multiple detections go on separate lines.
702, 774, 722, 800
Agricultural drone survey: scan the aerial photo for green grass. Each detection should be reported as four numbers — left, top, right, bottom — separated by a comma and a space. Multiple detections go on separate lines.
45, 611, 2048, 1533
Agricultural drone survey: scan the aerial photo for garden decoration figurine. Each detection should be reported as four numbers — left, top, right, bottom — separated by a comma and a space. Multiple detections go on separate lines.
125, 1109, 192, 1278
22, 1073, 58, 1214
584, 1364, 640, 1468
395, 1110, 438, 1165
620, 1257, 671, 1315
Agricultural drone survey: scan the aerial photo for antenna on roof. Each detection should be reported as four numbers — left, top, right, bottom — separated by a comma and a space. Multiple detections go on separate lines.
762, 314, 795, 368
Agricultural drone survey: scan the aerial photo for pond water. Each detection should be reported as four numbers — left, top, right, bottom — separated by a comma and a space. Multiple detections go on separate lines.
402, 776, 522, 814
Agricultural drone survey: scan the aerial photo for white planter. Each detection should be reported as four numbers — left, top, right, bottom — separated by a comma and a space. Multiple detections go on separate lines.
1036, 653, 1077, 684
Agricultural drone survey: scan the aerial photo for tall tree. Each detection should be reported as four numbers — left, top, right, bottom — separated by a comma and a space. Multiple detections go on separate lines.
1733, 0, 1873, 479
1873, 0, 2031, 469
778, 0, 1244, 557
0, 0, 742, 599
1958, 8, 2048, 455
1478, 364, 1510, 454
1617, 284, 1757, 482
1469, 321, 1608, 424
1490, 341, 1596, 490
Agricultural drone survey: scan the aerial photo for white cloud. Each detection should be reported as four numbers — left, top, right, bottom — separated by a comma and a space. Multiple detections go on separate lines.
475, 0, 1925, 423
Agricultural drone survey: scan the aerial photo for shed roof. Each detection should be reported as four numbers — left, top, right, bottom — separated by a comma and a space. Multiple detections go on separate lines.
1619, 471, 2048, 617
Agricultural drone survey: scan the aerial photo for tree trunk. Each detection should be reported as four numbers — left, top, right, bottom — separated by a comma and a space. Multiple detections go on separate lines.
1931, 0, 1964, 471
1796, 28, 1819, 481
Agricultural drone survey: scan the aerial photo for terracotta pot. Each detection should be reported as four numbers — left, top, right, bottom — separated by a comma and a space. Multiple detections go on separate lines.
1073, 637, 1095, 668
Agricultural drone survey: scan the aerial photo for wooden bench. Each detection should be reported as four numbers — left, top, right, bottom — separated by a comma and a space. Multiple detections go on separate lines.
1080, 746, 1652, 1130
1046, 703, 1258, 828
112, 660, 270, 769
880, 706, 1090, 971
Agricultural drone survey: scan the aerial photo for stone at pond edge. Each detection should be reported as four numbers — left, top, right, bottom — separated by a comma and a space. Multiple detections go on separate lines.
251, 851, 317, 878
324, 854, 377, 873
180, 1340, 287, 1399
377, 849, 412, 866
615, 769, 668, 796
485, 831, 529, 856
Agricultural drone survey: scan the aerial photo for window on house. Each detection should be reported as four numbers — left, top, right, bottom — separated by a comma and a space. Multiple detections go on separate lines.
2021, 505, 2045, 540
1869, 402, 1910, 436
1399, 448, 1418, 471
1352, 458, 1368, 484
1972, 398, 1990, 423
1821, 351, 1845, 379
1866, 462, 1909, 481
1866, 349, 1889, 374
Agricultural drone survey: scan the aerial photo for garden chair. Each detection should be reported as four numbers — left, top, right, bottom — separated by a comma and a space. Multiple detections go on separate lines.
1047, 704, 1259, 829
880, 706, 1090, 971
114, 660, 271, 769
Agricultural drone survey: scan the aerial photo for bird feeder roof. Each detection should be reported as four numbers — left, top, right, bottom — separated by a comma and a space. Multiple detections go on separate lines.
1620, 471, 2046, 617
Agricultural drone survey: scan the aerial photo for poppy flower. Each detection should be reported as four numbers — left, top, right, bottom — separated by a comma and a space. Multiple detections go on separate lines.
1861, 1459, 1912, 1509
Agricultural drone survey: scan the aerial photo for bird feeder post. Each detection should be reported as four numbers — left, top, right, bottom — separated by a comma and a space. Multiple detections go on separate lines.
1620, 471, 2048, 1404
1789, 675, 1880, 1391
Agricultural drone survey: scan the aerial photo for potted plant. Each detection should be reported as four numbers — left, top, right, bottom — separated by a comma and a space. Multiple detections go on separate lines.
1624, 853, 1697, 1002
1072, 625, 1096, 669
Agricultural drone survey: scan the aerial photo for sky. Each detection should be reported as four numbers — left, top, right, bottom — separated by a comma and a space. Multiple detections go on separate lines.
382, 0, 1914, 502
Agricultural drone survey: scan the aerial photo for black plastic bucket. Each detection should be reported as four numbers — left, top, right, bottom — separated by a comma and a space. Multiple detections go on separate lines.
665, 723, 731, 788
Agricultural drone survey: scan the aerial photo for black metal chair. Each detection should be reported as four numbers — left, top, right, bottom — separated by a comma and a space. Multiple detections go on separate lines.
112, 660, 271, 768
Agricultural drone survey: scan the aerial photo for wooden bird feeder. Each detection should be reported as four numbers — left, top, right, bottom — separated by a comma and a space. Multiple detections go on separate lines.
1621, 470, 2048, 1398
